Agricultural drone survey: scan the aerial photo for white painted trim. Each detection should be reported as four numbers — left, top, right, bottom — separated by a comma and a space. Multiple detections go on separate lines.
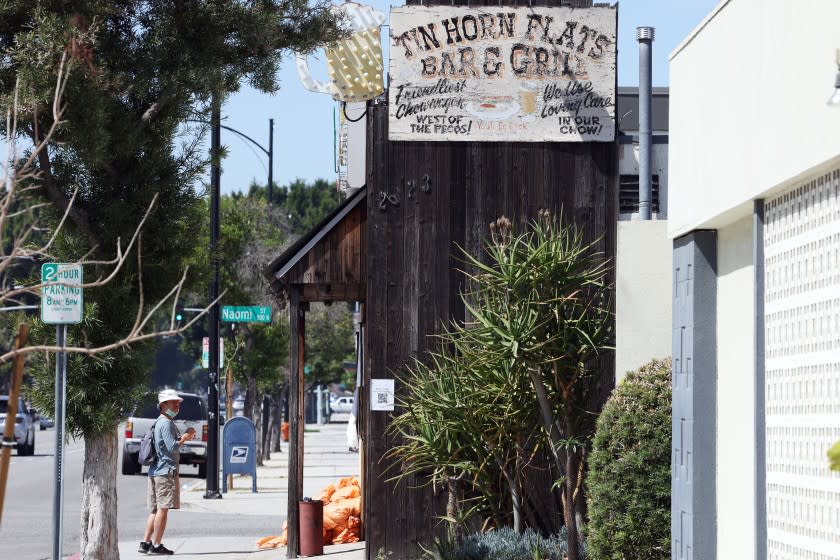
668, 0, 732, 62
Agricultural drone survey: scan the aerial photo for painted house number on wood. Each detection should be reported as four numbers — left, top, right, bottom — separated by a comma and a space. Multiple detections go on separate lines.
389, 5, 617, 142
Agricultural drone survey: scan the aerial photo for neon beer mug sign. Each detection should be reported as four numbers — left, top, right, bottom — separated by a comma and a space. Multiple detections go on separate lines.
295, 2, 385, 102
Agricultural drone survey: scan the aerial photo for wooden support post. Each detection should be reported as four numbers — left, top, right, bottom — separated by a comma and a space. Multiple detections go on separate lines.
226, 364, 234, 490
0, 323, 29, 524
287, 290, 306, 558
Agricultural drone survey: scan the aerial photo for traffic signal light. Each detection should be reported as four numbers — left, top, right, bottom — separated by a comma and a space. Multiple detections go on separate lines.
175, 299, 185, 323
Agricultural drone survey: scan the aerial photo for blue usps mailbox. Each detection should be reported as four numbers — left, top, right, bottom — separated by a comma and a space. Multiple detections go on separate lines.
222, 416, 257, 493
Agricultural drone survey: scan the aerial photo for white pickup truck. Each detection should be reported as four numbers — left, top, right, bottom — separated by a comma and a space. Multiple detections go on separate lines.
0, 395, 36, 455
122, 392, 208, 478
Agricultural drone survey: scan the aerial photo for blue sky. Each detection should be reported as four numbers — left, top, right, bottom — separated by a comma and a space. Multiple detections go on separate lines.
220, 0, 721, 195
4, 2, 721, 195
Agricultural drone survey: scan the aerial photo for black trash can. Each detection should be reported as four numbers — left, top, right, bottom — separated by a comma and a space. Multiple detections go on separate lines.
298, 498, 324, 557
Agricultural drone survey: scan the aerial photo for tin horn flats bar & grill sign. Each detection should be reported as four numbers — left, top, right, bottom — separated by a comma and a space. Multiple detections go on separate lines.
388, 5, 617, 142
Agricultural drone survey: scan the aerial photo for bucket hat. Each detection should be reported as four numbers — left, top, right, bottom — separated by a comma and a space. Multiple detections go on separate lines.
157, 388, 183, 408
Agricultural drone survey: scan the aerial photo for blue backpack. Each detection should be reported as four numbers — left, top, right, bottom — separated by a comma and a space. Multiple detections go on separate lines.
138, 420, 159, 466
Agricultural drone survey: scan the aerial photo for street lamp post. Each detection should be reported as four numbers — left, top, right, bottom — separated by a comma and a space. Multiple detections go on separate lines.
205, 95, 223, 499
219, 120, 274, 199
268, 118, 274, 201
203, 112, 275, 499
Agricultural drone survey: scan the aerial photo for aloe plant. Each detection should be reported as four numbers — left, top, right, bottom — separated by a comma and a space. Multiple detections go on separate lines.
389, 211, 612, 560
454, 211, 612, 560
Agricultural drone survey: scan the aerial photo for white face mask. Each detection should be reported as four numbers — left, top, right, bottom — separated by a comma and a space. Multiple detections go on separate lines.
164, 408, 177, 419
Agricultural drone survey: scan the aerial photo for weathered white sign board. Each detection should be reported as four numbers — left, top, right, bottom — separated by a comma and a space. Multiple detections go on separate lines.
389, 5, 616, 142
41, 263, 83, 324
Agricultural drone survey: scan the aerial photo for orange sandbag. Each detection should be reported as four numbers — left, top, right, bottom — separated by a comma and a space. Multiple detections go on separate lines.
316, 484, 337, 504
323, 497, 361, 535
332, 517, 361, 544
330, 484, 360, 502
256, 536, 285, 549
336, 476, 360, 489
322, 512, 338, 531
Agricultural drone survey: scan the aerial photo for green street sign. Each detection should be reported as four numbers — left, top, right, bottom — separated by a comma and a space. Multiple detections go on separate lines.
221, 305, 272, 323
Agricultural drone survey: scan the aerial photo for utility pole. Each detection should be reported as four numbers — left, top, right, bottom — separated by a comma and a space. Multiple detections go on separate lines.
268, 118, 274, 202
200, 110, 272, 497
205, 93, 223, 500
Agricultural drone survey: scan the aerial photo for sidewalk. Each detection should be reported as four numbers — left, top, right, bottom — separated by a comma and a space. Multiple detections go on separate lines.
117, 418, 365, 559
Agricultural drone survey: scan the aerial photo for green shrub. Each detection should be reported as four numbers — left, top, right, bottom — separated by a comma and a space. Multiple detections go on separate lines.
426, 527, 583, 560
586, 358, 672, 560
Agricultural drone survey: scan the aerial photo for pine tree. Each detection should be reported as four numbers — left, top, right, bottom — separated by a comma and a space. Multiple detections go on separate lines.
0, 2, 345, 557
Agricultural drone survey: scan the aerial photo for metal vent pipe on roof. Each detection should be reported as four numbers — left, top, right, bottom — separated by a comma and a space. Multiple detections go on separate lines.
637, 26, 654, 220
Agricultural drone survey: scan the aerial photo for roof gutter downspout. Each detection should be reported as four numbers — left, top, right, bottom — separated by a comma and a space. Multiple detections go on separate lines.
637, 26, 655, 220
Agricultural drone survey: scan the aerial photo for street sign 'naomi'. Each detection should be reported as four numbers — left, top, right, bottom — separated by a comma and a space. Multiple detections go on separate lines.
221, 305, 272, 323
389, 5, 617, 142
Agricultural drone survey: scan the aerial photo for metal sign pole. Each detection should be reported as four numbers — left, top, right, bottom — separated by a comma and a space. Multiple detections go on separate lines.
52, 324, 67, 560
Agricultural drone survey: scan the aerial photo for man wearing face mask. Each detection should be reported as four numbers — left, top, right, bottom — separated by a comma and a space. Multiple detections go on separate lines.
139, 389, 196, 555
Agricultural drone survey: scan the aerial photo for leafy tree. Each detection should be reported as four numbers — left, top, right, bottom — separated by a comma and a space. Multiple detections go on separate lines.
179, 193, 292, 462
587, 358, 671, 560
250, 178, 343, 234
829, 440, 840, 472
305, 302, 356, 387
0, 2, 345, 557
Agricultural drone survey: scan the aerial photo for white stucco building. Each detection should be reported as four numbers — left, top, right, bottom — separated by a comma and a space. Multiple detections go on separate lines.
669, 1, 840, 559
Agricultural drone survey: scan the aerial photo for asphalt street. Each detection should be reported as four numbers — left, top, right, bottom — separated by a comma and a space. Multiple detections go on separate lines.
0, 426, 285, 560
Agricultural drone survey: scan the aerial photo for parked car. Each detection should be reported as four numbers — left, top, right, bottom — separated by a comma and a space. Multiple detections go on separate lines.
232, 397, 245, 417
39, 413, 54, 430
0, 396, 36, 455
122, 392, 208, 478
330, 395, 354, 414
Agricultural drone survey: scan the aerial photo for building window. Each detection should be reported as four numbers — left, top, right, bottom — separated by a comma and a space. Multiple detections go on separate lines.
619, 174, 660, 214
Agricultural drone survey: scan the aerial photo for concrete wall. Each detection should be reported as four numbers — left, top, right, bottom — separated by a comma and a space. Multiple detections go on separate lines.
668, 0, 840, 237
715, 216, 756, 559
616, 220, 672, 381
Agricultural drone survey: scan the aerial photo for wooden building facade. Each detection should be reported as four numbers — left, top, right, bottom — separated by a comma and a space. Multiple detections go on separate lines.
362, 99, 616, 560
267, 2, 617, 558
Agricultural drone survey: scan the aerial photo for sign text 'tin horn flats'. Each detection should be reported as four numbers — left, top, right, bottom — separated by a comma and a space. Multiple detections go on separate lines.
388, 5, 617, 142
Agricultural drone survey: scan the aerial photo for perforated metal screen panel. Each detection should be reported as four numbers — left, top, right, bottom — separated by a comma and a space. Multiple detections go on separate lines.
764, 169, 840, 559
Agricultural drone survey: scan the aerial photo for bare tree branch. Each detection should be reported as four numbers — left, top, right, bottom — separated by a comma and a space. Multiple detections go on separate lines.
22, 55, 102, 251
0, 51, 216, 365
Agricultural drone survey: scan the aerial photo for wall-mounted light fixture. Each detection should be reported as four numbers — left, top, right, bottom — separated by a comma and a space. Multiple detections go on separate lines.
828, 49, 840, 106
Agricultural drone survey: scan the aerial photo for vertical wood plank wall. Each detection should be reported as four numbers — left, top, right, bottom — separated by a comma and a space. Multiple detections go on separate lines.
363, 98, 617, 557
364, 2, 607, 556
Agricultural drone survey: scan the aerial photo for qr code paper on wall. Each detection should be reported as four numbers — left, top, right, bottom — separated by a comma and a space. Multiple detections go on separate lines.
370, 379, 395, 411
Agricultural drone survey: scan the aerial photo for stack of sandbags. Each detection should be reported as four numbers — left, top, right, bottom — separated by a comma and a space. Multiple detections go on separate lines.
256, 475, 362, 549
320, 476, 362, 544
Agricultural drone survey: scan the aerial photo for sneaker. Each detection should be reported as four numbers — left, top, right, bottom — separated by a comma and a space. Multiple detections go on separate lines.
138, 541, 151, 553
148, 544, 174, 555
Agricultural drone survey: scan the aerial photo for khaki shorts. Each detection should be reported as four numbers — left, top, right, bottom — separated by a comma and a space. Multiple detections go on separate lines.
148, 470, 180, 512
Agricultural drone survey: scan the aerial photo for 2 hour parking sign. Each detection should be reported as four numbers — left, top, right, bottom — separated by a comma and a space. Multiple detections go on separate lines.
41, 263, 83, 324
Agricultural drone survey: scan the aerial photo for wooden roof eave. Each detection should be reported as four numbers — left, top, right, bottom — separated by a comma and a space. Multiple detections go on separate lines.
263, 187, 367, 307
